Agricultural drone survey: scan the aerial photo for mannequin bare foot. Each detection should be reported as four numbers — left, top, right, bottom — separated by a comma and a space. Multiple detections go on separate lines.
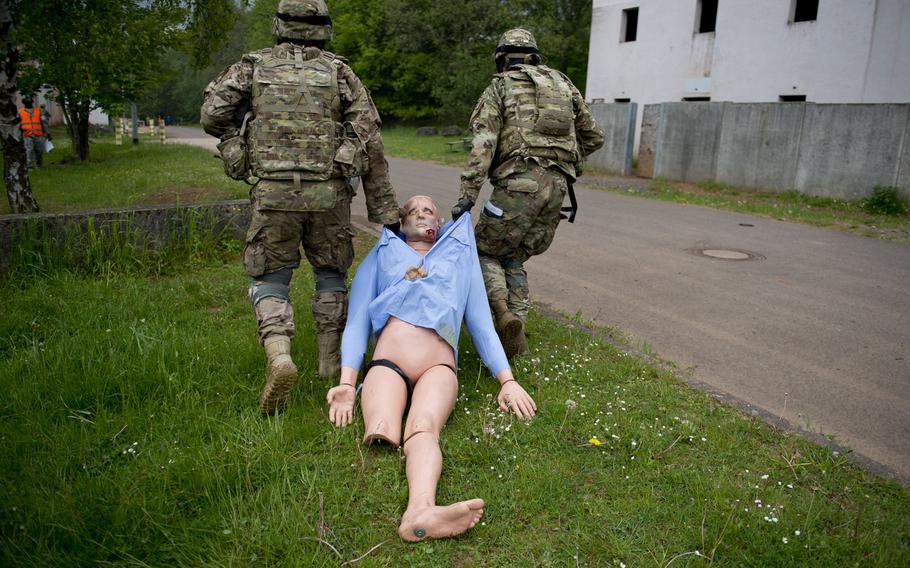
398, 498, 485, 542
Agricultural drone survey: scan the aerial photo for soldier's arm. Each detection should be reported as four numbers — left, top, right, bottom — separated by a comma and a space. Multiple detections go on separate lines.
571, 84, 605, 157
459, 82, 503, 203
338, 64, 398, 226
200, 58, 253, 139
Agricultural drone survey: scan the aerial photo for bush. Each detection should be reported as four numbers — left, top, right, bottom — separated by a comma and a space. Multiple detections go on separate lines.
862, 186, 908, 215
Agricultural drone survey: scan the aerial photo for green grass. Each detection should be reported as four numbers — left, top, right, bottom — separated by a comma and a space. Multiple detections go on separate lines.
382, 127, 471, 167
0, 130, 249, 215
2, 242, 908, 566
594, 179, 910, 242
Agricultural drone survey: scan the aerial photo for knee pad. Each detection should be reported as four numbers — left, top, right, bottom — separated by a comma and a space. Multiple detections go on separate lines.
503, 260, 528, 289
313, 267, 347, 293
249, 266, 293, 307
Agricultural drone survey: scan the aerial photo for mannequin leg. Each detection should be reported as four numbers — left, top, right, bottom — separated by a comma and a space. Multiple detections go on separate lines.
360, 366, 408, 446
397, 366, 484, 542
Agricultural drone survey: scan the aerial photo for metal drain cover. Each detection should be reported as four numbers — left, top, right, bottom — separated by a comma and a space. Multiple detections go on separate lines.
688, 248, 765, 261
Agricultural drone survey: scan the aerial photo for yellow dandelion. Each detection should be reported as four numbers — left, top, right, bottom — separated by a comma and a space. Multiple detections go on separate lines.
589, 438, 601, 446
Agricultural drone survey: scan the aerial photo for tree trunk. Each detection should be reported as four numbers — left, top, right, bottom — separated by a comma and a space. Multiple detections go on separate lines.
60, 93, 90, 161
0, 1, 38, 213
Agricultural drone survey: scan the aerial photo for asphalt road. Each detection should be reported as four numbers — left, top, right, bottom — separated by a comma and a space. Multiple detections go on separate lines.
169, 127, 910, 482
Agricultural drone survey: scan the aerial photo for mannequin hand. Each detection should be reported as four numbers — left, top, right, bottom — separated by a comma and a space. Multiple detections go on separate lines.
451, 197, 474, 220
497, 381, 537, 419
326, 385, 356, 427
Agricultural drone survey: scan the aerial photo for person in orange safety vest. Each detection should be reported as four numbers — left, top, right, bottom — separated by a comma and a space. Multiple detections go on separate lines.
19, 96, 50, 168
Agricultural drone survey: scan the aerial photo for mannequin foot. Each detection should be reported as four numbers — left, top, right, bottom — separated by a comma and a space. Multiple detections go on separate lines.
398, 498, 485, 542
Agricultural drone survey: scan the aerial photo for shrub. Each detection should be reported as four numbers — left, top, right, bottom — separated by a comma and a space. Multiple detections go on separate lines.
862, 186, 908, 216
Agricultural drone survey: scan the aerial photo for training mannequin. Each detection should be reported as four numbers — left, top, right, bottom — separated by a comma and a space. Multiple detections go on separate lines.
326, 195, 536, 542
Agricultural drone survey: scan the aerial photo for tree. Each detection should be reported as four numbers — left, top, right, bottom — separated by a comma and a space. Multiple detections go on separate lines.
0, 0, 37, 213
14, 0, 239, 161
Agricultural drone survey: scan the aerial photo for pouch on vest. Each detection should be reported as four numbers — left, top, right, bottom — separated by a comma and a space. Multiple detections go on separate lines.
334, 121, 369, 178
525, 68, 573, 137
217, 112, 253, 182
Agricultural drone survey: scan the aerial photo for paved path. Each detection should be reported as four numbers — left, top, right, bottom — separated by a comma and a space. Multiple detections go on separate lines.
171, 127, 910, 481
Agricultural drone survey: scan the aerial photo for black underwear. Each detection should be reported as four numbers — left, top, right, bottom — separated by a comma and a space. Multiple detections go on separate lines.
363, 359, 456, 414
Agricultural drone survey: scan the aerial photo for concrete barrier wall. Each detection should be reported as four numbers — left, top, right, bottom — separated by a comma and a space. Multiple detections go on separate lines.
796, 104, 910, 199
716, 103, 805, 191
586, 103, 637, 176
0, 200, 250, 275
645, 102, 910, 199
652, 102, 724, 183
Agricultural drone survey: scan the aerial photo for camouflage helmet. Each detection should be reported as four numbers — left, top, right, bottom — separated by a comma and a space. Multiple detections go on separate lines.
494, 28, 539, 61
272, 0, 333, 42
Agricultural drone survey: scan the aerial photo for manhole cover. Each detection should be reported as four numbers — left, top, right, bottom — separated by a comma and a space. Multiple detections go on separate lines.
688, 248, 765, 261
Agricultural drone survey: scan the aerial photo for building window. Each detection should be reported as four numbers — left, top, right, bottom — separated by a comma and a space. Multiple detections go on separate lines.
791, 0, 819, 23
779, 95, 807, 102
614, 98, 632, 103
682, 96, 711, 101
621, 7, 639, 42
697, 0, 718, 33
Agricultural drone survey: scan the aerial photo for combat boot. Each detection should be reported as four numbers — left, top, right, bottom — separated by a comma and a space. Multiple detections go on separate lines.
259, 335, 298, 416
312, 290, 347, 378
491, 299, 529, 358
317, 331, 341, 378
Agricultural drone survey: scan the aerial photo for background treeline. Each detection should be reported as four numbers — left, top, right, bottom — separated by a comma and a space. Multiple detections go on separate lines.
139, 0, 593, 126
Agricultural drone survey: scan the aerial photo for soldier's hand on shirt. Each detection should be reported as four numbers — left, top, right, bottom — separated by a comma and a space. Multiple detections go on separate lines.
327, 385, 356, 427
450, 197, 474, 220
498, 381, 537, 419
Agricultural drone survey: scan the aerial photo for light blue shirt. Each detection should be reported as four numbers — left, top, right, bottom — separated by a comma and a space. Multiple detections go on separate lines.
341, 214, 510, 378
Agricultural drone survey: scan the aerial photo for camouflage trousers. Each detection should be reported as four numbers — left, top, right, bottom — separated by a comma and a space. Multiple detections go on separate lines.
23, 136, 45, 168
243, 183, 355, 344
475, 164, 568, 322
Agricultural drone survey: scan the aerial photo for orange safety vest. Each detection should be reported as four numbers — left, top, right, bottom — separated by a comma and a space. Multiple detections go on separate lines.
19, 108, 44, 137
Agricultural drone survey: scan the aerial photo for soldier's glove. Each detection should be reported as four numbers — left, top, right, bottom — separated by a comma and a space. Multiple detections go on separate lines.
451, 197, 474, 221
383, 222, 401, 234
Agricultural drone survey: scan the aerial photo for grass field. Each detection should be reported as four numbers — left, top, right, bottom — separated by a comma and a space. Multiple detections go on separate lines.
591, 178, 910, 242
1, 237, 908, 566
381, 127, 473, 168
0, 131, 248, 215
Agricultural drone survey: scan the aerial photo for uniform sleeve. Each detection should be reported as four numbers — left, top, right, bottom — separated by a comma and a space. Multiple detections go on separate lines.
200, 57, 253, 139
340, 245, 379, 372
459, 81, 504, 203
571, 83, 605, 158
338, 65, 399, 226
463, 236, 510, 377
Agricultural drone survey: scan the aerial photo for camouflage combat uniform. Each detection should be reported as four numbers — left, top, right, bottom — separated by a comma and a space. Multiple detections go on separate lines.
458, 28, 604, 356
200, 0, 398, 414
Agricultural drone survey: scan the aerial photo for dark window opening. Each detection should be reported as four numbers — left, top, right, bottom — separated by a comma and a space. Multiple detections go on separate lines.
792, 0, 818, 22
779, 95, 807, 102
622, 8, 639, 42
698, 0, 718, 33
683, 96, 711, 101
614, 98, 631, 103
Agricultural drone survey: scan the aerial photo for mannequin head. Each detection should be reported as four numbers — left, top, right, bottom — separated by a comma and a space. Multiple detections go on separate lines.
399, 195, 440, 246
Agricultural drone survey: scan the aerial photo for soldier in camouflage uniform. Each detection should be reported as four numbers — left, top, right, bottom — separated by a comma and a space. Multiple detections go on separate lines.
451, 28, 604, 358
201, 0, 399, 415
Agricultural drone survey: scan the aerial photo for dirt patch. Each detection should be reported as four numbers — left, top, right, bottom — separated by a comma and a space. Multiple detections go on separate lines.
142, 187, 221, 205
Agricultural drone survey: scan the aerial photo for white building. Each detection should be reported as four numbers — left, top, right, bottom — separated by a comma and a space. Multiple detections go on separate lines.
585, 0, 910, 151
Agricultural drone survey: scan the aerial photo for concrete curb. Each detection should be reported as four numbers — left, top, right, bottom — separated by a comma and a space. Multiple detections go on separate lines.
0, 200, 251, 275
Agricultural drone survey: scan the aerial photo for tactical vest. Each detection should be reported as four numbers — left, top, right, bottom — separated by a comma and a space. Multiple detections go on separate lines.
248, 46, 349, 182
19, 108, 43, 137
498, 65, 577, 165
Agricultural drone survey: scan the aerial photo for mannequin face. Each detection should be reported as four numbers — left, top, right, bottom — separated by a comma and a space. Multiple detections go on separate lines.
400, 195, 440, 244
